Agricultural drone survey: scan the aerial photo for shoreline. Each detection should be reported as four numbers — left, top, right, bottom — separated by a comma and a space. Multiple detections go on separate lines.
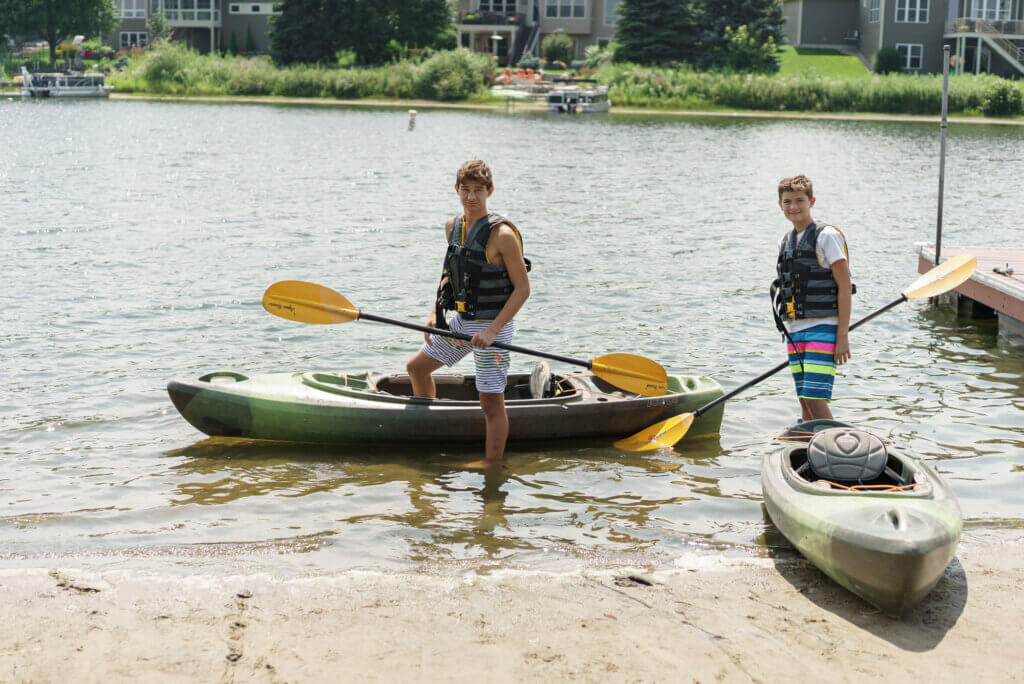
106, 92, 1024, 126
2, 536, 1023, 681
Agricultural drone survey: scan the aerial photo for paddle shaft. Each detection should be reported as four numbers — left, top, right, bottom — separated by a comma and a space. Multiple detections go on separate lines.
356, 311, 595, 370
690, 294, 909, 418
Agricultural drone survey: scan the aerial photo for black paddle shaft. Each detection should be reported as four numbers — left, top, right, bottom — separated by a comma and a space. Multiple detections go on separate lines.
356, 311, 593, 370
692, 295, 908, 418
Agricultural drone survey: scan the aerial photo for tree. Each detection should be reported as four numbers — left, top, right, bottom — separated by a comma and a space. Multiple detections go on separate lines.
0, 0, 116, 66
541, 31, 573, 64
270, 0, 451, 66
147, 12, 171, 44
697, 0, 784, 71
615, 0, 700, 65
721, 24, 778, 73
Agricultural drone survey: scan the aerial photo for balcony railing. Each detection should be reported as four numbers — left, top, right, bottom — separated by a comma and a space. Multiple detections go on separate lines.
946, 18, 1024, 36
458, 10, 525, 26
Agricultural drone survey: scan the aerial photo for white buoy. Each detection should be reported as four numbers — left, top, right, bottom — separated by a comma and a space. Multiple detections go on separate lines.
408, 109, 416, 131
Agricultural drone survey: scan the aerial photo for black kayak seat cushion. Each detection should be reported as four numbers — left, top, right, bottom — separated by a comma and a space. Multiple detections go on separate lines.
807, 428, 888, 483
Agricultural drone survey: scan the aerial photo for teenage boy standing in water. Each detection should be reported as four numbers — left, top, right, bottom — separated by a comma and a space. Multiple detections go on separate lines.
406, 160, 531, 462
773, 174, 853, 421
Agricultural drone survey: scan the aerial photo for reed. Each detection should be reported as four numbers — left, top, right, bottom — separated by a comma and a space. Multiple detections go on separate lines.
110, 42, 493, 102
595, 63, 1023, 116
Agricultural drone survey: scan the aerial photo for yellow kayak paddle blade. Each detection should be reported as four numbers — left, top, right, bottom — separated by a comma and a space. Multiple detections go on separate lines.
904, 253, 977, 299
591, 353, 668, 397
263, 280, 361, 325
614, 413, 695, 452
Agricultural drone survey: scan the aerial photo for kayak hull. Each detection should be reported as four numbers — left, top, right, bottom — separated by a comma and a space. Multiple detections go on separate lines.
762, 419, 962, 617
168, 370, 725, 444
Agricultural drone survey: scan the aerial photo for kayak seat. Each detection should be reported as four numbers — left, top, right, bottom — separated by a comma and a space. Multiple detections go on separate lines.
807, 428, 887, 484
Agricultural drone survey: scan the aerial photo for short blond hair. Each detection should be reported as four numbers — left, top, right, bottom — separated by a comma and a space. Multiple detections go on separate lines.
456, 159, 493, 189
778, 174, 814, 201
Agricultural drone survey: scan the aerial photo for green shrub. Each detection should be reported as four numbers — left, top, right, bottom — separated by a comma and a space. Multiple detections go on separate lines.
722, 25, 779, 74
517, 51, 540, 70
981, 80, 1023, 116
584, 43, 615, 69
873, 48, 901, 74
542, 32, 574, 64
416, 48, 490, 100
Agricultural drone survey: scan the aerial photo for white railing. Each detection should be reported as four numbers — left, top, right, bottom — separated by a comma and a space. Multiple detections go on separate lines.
946, 18, 1024, 36
977, 20, 1024, 66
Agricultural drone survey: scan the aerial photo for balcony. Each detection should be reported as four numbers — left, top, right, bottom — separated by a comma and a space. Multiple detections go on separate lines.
946, 18, 1024, 37
458, 10, 525, 26
152, 0, 221, 26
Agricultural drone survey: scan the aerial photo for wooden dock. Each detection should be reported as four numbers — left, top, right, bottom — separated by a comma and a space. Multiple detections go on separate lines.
916, 244, 1024, 339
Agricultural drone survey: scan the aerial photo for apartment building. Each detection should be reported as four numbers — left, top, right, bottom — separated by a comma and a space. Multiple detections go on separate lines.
108, 0, 280, 54
455, 0, 621, 65
782, 0, 1024, 76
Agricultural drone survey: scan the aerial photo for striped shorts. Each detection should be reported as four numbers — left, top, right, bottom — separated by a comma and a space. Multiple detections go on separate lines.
787, 324, 837, 401
422, 314, 513, 394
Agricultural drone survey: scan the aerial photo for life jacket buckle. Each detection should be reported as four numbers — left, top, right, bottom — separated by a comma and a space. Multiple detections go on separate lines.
456, 301, 467, 313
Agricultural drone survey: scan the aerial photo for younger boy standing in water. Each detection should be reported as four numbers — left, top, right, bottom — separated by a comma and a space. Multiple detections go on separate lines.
772, 174, 853, 421
406, 160, 530, 462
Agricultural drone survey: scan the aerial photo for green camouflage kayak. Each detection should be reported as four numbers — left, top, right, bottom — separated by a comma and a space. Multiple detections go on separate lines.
762, 419, 962, 617
167, 366, 724, 444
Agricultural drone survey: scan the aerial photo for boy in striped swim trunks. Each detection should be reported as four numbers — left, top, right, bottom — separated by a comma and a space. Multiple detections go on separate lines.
406, 160, 531, 462
772, 174, 853, 421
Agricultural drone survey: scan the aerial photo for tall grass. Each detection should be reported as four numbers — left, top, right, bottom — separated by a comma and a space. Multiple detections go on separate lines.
595, 62, 1024, 115
110, 42, 494, 101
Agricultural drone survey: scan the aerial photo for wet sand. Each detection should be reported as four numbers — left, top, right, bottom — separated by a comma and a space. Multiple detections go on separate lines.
2, 538, 1022, 682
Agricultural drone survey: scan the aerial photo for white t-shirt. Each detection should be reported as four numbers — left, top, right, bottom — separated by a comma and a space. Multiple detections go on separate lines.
777, 224, 850, 333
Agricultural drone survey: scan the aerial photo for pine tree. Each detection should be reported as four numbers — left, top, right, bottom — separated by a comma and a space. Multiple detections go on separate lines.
614, 0, 700, 65
697, 0, 785, 71
269, 0, 337, 64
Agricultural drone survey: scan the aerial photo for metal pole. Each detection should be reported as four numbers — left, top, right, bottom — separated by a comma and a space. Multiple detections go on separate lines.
935, 44, 950, 266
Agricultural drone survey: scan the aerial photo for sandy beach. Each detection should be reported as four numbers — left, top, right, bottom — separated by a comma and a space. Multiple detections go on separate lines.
2, 536, 1022, 682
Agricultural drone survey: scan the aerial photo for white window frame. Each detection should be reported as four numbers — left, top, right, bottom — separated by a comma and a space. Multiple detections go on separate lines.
895, 43, 923, 69
604, 0, 619, 25
869, 0, 880, 23
119, 32, 149, 49
479, 0, 516, 13
116, 0, 146, 18
895, 0, 929, 23
545, 0, 586, 19
970, 0, 1010, 20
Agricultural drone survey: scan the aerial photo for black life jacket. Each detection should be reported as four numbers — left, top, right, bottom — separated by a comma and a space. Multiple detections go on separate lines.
772, 222, 853, 324
435, 213, 530, 325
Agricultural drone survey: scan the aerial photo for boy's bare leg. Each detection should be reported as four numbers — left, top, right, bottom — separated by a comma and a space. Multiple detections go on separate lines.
407, 351, 444, 398
800, 398, 833, 421
478, 391, 509, 462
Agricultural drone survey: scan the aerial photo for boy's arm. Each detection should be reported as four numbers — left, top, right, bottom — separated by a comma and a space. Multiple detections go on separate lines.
470, 225, 530, 349
832, 258, 852, 365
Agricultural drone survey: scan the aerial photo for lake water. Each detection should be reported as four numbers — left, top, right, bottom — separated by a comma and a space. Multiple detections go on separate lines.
2, 98, 1022, 576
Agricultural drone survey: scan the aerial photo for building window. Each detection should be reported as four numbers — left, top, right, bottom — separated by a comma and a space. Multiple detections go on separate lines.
896, 43, 923, 69
230, 3, 239, 10
869, 0, 880, 23
251, 4, 259, 11
970, 0, 1010, 20
895, 0, 928, 23
116, 0, 146, 18
604, 0, 619, 25
119, 32, 149, 48
479, 0, 515, 13
545, 0, 585, 18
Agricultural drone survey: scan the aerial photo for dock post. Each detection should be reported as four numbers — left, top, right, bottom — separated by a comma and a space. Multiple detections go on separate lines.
935, 44, 950, 267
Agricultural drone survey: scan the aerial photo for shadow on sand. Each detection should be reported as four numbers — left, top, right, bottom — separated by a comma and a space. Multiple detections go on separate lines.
762, 512, 968, 651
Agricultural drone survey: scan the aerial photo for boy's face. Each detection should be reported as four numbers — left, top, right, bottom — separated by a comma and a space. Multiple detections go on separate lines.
779, 190, 815, 227
456, 180, 493, 213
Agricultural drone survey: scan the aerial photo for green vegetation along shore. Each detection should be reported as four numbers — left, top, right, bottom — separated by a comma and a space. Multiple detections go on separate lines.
103, 43, 1024, 118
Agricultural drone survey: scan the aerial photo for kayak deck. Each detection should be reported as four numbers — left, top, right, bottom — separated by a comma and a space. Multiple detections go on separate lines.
168, 369, 725, 445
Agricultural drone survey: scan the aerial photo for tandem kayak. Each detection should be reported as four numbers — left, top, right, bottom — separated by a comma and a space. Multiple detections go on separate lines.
762, 419, 962, 617
167, 365, 725, 445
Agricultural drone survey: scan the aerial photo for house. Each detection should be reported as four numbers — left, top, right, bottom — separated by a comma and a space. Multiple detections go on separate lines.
455, 0, 621, 66
781, 0, 1024, 77
108, 0, 280, 54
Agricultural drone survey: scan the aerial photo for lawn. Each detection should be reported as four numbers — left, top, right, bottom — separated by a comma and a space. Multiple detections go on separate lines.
777, 46, 870, 78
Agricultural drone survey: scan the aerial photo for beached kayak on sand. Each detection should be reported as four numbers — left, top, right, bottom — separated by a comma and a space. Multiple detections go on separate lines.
762, 419, 962, 617
167, 365, 725, 444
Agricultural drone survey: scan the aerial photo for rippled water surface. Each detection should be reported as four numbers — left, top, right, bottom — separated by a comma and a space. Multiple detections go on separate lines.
2, 99, 1022, 575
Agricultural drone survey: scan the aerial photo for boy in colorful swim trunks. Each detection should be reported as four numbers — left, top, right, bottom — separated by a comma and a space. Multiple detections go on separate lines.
772, 174, 853, 421
406, 160, 531, 462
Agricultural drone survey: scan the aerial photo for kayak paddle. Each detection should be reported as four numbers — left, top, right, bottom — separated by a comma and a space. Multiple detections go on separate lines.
262, 280, 669, 396
615, 253, 978, 451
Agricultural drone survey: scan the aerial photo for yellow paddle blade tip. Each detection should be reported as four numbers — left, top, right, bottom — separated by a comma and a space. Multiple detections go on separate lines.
905, 254, 977, 299
263, 280, 360, 325
614, 413, 695, 452
592, 353, 669, 397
